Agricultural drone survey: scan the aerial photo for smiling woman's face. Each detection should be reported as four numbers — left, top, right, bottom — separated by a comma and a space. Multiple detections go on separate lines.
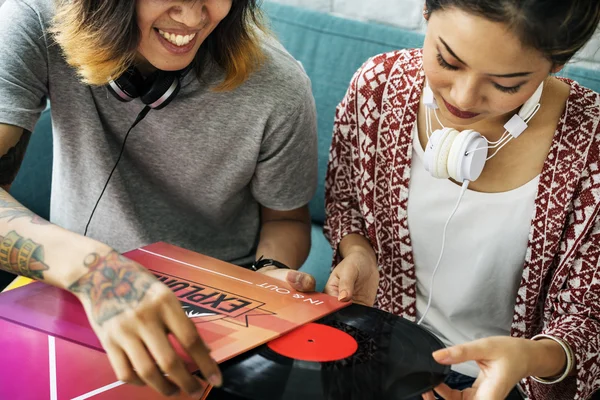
423, 7, 553, 127
135, 0, 232, 72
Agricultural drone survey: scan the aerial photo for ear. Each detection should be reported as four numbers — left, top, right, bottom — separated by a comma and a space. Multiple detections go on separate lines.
551, 64, 565, 74
423, 5, 430, 21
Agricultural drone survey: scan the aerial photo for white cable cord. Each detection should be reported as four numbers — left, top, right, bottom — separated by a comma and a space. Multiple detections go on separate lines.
434, 108, 445, 128
464, 104, 542, 159
417, 180, 470, 326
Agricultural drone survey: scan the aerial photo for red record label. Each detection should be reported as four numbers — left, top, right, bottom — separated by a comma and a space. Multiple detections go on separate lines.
267, 322, 358, 362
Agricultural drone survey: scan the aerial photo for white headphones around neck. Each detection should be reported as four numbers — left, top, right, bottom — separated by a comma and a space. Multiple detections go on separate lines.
416, 79, 544, 326
422, 81, 544, 183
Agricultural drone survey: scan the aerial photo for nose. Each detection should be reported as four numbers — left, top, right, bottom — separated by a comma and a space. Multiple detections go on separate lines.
450, 74, 481, 111
169, 1, 206, 28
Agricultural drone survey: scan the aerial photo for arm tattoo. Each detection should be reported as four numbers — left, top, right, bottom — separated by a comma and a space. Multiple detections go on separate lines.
0, 231, 49, 280
0, 189, 50, 225
0, 130, 32, 186
68, 251, 155, 326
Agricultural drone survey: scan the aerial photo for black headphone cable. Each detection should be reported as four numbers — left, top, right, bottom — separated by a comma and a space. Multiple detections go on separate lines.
83, 105, 151, 236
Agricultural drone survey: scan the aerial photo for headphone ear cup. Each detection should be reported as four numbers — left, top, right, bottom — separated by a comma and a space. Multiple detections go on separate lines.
424, 127, 457, 179
454, 130, 487, 182
434, 128, 458, 179
107, 67, 144, 102
447, 130, 472, 181
423, 128, 444, 176
140, 70, 181, 110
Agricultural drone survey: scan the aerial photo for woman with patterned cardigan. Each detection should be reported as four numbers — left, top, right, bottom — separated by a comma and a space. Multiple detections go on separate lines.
323, 0, 600, 399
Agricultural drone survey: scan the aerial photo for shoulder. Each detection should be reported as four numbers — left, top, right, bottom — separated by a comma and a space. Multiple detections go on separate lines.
352, 48, 422, 89
247, 34, 313, 108
559, 79, 600, 124
3, 0, 54, 25
559, 79, 600, 156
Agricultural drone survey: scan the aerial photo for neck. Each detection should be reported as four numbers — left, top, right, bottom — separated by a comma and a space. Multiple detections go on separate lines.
134, 54, 157, 78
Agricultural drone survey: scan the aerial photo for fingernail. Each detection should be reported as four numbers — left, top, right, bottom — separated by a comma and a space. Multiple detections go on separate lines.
288, 270, 302, 285
338, 290, 349, 301
208, 373, 222, 387
301, 275, 315, 290
432, 349, 450, 363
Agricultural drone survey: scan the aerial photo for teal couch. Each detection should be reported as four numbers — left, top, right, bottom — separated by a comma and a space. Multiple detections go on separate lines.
11, 2, 600, 292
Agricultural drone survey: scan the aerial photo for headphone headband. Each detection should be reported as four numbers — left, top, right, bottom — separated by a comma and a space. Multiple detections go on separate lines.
106, 63, 194, 110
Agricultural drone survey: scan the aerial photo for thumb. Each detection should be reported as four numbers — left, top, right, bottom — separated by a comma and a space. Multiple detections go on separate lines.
260, 268, 316, 293
432, 341, 486, 365
336, 263, 360, 302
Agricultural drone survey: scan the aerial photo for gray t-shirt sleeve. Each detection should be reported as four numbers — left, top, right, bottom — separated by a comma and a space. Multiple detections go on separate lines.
251, 83, 318, 211
0, 0, 50, 131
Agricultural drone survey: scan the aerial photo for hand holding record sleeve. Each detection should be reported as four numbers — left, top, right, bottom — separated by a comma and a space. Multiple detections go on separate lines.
216, 304, 451, 400
324, 234, 380, 306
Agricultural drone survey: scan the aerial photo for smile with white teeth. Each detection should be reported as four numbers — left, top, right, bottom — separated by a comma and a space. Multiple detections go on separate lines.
158, 29, 197, 46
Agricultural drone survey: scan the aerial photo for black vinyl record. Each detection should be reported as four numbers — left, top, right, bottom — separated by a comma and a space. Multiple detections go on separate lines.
217, 304, 450, 400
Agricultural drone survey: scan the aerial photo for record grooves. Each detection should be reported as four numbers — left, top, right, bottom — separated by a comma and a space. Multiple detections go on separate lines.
217, 304, 450, 400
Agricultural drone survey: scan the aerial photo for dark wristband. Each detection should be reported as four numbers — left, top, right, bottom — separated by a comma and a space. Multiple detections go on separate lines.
250, 256, 290, 271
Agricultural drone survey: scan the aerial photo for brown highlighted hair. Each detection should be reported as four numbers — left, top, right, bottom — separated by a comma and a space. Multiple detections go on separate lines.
50, 0, 266, 91
425, 0, 600, 67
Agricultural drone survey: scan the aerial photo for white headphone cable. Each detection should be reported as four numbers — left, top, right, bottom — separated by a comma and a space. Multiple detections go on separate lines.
417, 179, 470, 326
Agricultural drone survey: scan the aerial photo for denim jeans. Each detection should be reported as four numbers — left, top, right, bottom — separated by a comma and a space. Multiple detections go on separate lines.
421, 370, 525, 399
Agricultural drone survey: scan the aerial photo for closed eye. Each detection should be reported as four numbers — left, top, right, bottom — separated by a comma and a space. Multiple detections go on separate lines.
436, 53, 459, 71
493, 83, 522, 94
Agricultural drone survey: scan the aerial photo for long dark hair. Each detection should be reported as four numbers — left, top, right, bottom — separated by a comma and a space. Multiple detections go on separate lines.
51, 0, 266, 90
425, 0, 600, 66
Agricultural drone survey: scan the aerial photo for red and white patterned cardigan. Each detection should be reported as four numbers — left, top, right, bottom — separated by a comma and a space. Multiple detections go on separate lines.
324, 49, 600, 399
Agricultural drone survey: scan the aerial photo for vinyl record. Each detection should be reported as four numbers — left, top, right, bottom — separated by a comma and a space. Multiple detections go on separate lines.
217, 304, 450, 400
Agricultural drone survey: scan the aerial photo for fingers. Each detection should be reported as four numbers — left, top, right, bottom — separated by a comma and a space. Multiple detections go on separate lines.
432, 340, 488, 365
324, 261, 359, 301
121, 335, 179, 396
104, 342, 143, 386
164, 298, 222, 388
259, 267, 316, 292
432, 383, 455, 399
324, 272, 340, 297
336, 263, 359, 301
422, 390, 437, 400
141, 320, 206, 396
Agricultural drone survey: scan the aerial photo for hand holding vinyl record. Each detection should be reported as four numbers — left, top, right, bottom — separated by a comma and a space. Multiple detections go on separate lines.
421, 336, 544, 400
324, 249, 380, 306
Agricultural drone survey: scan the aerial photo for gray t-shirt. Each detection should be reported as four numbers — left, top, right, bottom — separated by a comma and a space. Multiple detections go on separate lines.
0, 0, 318, 265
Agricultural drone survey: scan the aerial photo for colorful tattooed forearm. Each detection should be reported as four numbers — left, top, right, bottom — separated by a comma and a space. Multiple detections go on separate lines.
0, 190, 50, 225
0, 230, 49, 280
68, 251, 155, 326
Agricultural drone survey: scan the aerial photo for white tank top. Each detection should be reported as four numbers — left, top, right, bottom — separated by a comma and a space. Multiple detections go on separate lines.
408, 123, 539, 377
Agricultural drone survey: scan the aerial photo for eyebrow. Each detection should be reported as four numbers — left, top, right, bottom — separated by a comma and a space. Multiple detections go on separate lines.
439, 37, 533, 78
